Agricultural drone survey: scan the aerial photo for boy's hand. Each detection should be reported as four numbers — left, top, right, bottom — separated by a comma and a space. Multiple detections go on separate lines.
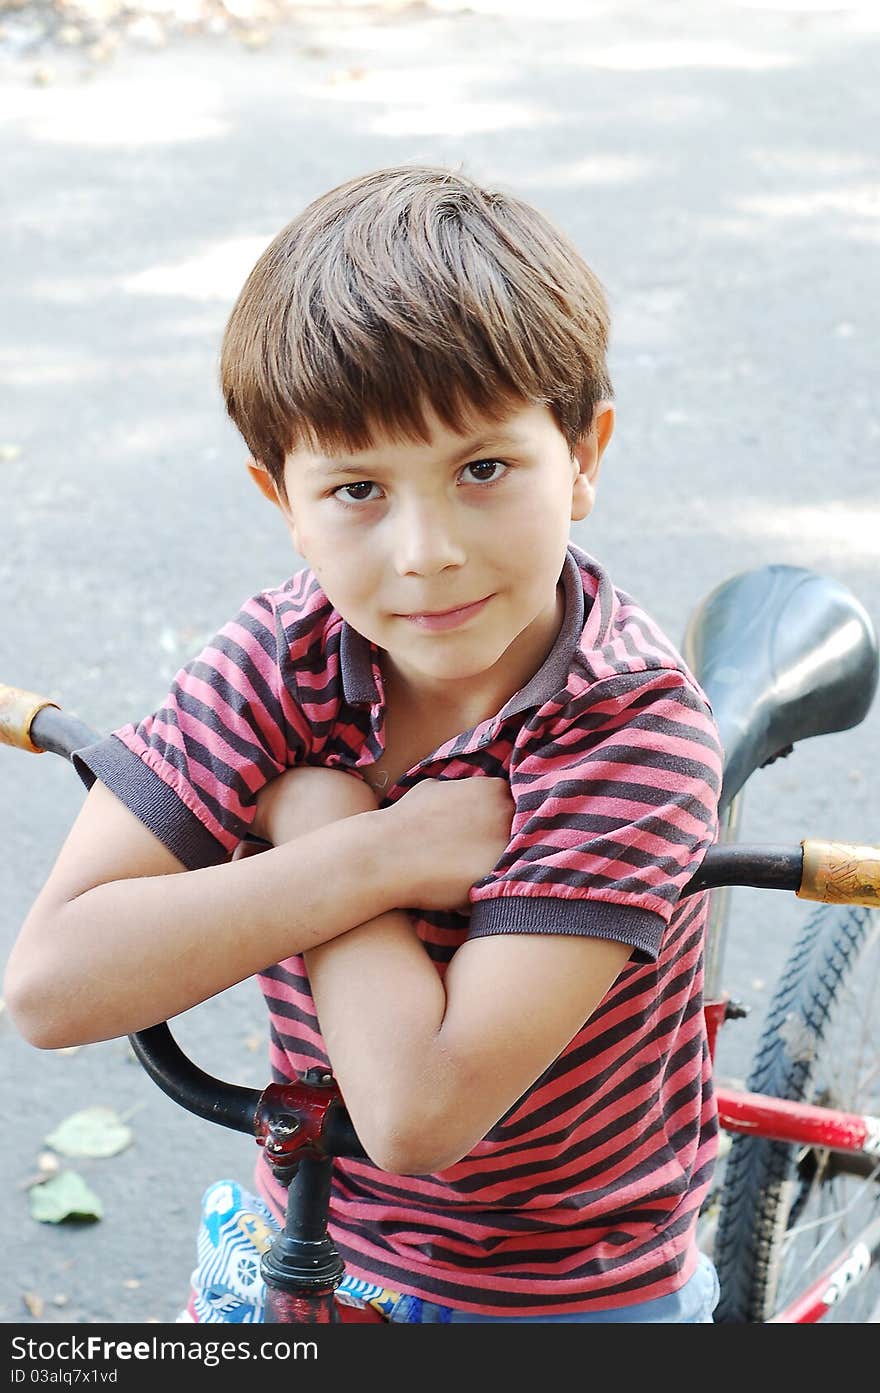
386, 777, 515, 912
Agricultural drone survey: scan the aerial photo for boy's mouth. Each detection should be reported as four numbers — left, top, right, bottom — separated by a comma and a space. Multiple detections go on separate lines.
399, 596, 492, 631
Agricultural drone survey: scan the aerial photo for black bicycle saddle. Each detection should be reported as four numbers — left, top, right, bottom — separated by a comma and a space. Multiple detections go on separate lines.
682, 565, 879, 816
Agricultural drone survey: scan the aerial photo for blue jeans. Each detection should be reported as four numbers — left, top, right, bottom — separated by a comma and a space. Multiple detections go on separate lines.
388, 1252, 720, 1324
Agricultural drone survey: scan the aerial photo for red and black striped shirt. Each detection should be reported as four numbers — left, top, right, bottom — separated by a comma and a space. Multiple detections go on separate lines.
76, 544, 723, 1315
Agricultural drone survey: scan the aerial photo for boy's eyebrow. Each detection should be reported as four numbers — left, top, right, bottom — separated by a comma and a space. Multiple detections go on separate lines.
306, 433, 527, 478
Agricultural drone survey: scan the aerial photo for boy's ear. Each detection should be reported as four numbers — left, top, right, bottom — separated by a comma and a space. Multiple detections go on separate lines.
247, 458, 281, 506
570, 401, 614, 522
247, 456, 304, 553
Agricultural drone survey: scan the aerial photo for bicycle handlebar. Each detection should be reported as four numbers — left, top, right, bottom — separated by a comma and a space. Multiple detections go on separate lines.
129, 1023, 366, 1159
5, 687, 880, 1154
0, 685, 97, 759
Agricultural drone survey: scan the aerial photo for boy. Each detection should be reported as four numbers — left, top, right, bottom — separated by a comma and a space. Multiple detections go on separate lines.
5, 165, 723, 1323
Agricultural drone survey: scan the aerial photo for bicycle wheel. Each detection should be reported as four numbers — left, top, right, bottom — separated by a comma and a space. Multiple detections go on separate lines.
713, 903, 880, 1323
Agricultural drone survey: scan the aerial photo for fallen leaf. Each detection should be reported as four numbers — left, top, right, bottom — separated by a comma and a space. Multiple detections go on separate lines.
30, 1171, 103, 1224
23, 1291, 44, 1318
45, 1106, 132, 1158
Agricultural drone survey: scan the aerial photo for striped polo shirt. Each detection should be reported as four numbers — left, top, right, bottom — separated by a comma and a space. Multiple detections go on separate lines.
75, 543, 723, 1316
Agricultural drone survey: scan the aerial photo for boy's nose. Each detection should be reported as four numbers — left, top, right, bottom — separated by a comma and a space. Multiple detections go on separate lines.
391, 500, 466, 577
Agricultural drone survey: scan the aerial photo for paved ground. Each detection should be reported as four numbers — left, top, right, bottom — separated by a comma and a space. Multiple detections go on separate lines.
1, 0, 878, 1324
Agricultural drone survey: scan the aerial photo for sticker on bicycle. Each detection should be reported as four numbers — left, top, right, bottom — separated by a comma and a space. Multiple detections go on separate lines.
822, 1245, 872, 1309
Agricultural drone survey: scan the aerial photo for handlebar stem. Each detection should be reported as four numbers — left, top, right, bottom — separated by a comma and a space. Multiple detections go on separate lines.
256, 1071, 350, 1177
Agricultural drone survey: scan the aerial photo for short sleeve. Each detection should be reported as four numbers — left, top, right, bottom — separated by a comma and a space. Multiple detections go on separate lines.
73, 592, 312, 869
467, 669, 723, 963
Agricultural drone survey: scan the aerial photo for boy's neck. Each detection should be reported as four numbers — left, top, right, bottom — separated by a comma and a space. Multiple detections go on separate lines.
381, 582, 567, 733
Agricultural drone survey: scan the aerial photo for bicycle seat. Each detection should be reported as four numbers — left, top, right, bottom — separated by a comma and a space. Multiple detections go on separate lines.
682, 565, 879, 815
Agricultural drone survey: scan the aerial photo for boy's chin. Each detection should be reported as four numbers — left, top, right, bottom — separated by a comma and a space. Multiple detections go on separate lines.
397, 646, 508, 687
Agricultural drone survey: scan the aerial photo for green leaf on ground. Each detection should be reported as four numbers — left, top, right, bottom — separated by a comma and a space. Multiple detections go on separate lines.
45, 1106, 132, 1158
29, 1171, 103, 1224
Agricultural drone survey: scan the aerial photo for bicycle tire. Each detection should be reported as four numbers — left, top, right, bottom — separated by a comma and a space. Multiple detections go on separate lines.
713, 902, 880, 1323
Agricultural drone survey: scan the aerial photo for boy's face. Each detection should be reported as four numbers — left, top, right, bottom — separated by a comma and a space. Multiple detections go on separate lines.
258, 400, 613, 710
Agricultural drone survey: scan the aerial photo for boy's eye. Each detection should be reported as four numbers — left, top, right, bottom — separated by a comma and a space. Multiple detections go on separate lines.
462, 459, 508, 484
334, 481, 381, 503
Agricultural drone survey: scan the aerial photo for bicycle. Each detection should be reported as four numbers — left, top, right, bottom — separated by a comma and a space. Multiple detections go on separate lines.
2, 560, 879, 1324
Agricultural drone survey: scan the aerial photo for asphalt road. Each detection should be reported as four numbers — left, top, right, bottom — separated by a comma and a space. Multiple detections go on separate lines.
1, 0, 878, 1324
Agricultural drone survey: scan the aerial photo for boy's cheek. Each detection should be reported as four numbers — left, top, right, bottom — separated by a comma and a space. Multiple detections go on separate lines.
284, 514, 307, 559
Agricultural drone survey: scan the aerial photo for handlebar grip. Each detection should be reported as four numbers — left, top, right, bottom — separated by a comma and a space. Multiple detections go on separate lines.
0, 684, 60, 753
798, 839, 880, 909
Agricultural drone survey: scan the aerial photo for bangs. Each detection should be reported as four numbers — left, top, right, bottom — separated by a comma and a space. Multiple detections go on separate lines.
251, 332, 550, 461
220, 166, 610, 487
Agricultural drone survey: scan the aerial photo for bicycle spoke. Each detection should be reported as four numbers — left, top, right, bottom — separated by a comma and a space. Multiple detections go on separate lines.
785, 1162, 880, 1251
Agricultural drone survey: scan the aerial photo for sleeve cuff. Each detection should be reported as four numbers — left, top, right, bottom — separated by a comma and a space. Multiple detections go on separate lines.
72, 736, 228, 871
467, 895, 664, 963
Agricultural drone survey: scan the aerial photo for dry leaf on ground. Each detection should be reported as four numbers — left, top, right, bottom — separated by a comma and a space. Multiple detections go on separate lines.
45, 1105, 132, 1158
29, 1170, 103, 1223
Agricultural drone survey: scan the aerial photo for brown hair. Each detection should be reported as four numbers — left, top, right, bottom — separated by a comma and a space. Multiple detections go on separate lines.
220, 165, 612, 494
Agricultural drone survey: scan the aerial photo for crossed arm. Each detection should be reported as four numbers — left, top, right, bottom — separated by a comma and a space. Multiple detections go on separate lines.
253, 767, 632, 1175
4, 763, 630, 1176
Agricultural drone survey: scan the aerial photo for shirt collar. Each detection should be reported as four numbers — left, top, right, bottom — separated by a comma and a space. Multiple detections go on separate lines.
339, 546, 585, 716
